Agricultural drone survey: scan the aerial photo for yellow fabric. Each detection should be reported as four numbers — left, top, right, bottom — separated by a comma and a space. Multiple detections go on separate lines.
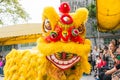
97, 0, 120, 32
4, 5, 91, 80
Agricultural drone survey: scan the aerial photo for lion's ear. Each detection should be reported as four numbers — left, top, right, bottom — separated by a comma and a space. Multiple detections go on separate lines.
72, 8, 89, 27
42, 7, 60, 31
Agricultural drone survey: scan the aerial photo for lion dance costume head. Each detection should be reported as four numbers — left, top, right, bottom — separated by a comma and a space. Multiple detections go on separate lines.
4, 2, 91, 80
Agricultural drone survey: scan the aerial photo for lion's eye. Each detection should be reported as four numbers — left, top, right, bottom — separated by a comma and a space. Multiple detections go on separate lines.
78, 24, 85, 34
50, 31, 58, 39
72, 29, 79, 36
43, 19, 51, 32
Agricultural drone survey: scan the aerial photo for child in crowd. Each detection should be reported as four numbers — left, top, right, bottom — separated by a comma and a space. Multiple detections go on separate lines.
95, 55, 106, 80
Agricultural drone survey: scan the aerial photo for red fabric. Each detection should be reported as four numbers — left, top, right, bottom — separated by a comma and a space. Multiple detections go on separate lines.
102, 61, 107, 66
0, 61, 3, 67
96, 60, 106, 68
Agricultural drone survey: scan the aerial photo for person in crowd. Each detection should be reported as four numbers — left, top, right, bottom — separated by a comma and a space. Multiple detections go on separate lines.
118, 39, 120, 45
88, 50, 93, 75
99, 41, 119, 80
2, 57, 6, 67
0, 56, 3, 76
111, 39, 119, 49
105, 47, 120, 80
107, 41, 117, 68
100, 42, 116, 72
112, 47, 120, 80
96, 55, 106, 69
112, 69, 120, 80
95, 55, 103, 76
91, 46, 99, 71
2, 56, 6, 76
94, 54, 106, 80
102, 46, 109, 67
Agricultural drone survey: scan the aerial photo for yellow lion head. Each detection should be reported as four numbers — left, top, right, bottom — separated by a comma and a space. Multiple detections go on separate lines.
37, 2, 91, 79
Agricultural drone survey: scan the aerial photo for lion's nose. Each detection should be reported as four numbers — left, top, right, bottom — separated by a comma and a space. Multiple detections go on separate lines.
61, 31, 70, 42
62, 31, 68, 37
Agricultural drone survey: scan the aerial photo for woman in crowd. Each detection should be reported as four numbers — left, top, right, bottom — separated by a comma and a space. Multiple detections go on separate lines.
99, 42, 120, 80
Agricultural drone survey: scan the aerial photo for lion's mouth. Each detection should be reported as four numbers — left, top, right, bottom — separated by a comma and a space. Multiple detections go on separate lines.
46, 52, 80, 70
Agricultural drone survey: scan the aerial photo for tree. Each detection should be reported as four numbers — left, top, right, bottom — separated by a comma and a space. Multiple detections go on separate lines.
86, 1, 98, 46
87, 3, 96, 18
0, 0, 29, 25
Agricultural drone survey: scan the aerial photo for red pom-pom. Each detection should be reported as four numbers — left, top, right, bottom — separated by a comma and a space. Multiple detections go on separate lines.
59, 2, 70, 13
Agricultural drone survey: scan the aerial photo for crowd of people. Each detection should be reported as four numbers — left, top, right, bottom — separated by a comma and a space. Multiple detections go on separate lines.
89, 39, 120, 80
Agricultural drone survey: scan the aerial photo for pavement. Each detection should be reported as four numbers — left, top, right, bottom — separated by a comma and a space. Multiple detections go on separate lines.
81, 74, 95, 80
0, 73, 95, 80
0, 77, 3, 80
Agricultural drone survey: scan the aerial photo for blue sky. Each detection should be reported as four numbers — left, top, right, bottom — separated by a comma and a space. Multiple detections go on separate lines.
20, 0, 60, 23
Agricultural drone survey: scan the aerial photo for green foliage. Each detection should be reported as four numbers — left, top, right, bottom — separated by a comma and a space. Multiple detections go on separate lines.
86, 3, 96, 18
86, 2, 97, 30
92, 22, 97, 30
0, 0, 29, 25
105, 30, 118, 35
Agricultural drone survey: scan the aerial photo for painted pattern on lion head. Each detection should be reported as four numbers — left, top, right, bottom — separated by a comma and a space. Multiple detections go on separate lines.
4, 2, 91, 80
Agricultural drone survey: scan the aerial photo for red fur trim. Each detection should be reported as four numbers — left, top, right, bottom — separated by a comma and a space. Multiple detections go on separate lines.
54, 26, 62, 33
71, 36, 84, 43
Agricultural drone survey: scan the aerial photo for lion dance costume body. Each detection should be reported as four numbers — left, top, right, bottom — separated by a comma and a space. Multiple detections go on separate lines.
4, 2, 91, 80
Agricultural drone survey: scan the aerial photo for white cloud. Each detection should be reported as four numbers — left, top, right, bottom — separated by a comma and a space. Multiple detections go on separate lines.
19, 0, 60, 23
